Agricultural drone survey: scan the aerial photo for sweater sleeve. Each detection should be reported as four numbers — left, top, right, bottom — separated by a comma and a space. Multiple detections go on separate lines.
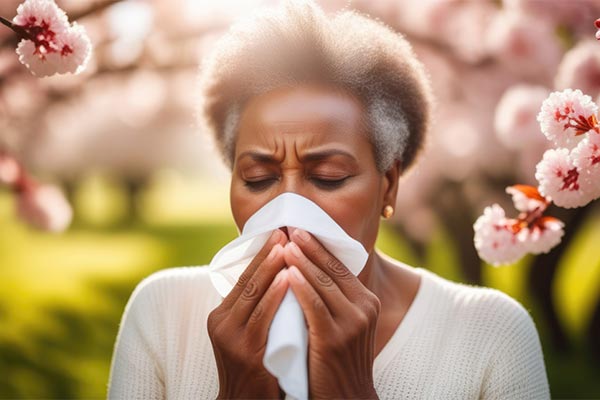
480, 297, 551, 400
107, 275, 166, 400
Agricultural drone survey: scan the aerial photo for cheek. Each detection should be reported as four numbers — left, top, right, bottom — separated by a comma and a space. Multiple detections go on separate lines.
229, 178, 265, 232
309, 176, 383, 252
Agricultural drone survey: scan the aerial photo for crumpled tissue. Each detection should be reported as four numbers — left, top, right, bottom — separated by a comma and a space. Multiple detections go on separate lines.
208, 192, 368, 400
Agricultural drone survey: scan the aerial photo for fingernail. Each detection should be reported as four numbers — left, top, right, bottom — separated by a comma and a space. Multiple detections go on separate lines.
293, 228, 310, 242
273, 269, 287, 287
267, 244, 280, 261
287, 242, 302, 258
289, 266, 305, 284
271, 229, 282, 242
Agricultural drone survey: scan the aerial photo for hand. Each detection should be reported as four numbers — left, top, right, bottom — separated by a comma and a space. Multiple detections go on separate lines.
283, 229, 381, 399
207, 229, 289, 399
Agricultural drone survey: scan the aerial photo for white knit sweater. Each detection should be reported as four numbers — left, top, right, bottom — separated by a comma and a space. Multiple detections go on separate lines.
106, 265, 550, 399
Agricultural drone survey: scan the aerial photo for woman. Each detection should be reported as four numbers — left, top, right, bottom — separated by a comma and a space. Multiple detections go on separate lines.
107, 1, 550, 399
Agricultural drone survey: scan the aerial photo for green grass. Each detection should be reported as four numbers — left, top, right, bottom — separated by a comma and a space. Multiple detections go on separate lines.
0, 217, 240, 397
0, 175, 239, 398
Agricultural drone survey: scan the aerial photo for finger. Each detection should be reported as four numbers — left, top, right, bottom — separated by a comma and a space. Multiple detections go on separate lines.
290, 228, 365, 299
283, 241, 352, 317
287, 265, 334, 332
223, 229, 287, 307
231, 243, 287, 320
247, 269, 290, 340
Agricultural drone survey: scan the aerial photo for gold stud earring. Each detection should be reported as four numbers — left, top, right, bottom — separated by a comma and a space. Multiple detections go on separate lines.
382, 205, 394, 219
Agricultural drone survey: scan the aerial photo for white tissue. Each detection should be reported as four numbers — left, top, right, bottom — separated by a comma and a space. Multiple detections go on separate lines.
208, 192, 368, 400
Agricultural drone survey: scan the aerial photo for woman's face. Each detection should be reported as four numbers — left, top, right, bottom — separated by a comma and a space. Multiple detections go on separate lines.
230, 84, 399, 254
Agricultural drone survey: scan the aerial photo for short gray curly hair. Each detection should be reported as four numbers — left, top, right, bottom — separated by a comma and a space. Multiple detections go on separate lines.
197, 0, 433, 173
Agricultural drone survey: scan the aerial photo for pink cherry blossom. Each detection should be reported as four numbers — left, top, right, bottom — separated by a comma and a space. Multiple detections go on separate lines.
572, 132, 600, 200
57, 23, 91, 73
473, 204, 528, 266
596, 18, 600, 40
12, 0, 92, 77
16, 183, 72, 232
522, 217, 565, 255
474, 184, 564, 265
16, 24, 91, 76
537, 89, 599, 149
535, 148, 593, 208
505, 184, 549, 213
12, 0, 69, 36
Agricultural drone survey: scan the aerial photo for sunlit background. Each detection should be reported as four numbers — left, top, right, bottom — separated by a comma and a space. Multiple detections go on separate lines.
1, 0, 600, 398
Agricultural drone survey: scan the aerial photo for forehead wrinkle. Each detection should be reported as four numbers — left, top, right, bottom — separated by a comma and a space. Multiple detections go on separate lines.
266, 126, 360, 157
293, 139, 300, 164
237, 117, 366, 167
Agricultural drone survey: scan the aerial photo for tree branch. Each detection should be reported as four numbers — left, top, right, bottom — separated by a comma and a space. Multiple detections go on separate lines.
0, 15, 13, 30
0, 15, 28, 40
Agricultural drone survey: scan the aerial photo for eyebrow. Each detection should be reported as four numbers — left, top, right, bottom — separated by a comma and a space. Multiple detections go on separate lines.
302, 149, 357, 163
237, 149, 358, 164
237, 151, 278, 164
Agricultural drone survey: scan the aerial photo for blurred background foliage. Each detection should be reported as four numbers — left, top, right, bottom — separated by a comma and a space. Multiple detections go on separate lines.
1, 0, 600, 398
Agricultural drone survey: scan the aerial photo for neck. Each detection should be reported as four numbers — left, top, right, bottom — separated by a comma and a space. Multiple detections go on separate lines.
358, 251, 386, 297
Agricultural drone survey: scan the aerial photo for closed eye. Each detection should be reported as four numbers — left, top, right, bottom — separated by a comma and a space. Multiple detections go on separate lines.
243, 176, 351, 192
310, 176, 350, 190
243, 177, 278, 192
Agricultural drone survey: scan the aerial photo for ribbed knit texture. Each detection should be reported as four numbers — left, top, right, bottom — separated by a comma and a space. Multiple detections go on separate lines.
107, 265, 550, 399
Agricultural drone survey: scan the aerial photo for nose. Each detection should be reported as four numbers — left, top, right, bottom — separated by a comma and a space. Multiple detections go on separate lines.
275, 169, 304, 198
272, 173, 317, 235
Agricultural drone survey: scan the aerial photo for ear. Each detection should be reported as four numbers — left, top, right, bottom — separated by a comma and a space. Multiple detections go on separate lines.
381, 160, 402, 211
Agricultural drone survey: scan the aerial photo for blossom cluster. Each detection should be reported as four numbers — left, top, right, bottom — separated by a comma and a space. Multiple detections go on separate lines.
474, 185, 564, 266
475, 88, 600, 266
11, 0, 91, 77
535, 89, 600, 208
